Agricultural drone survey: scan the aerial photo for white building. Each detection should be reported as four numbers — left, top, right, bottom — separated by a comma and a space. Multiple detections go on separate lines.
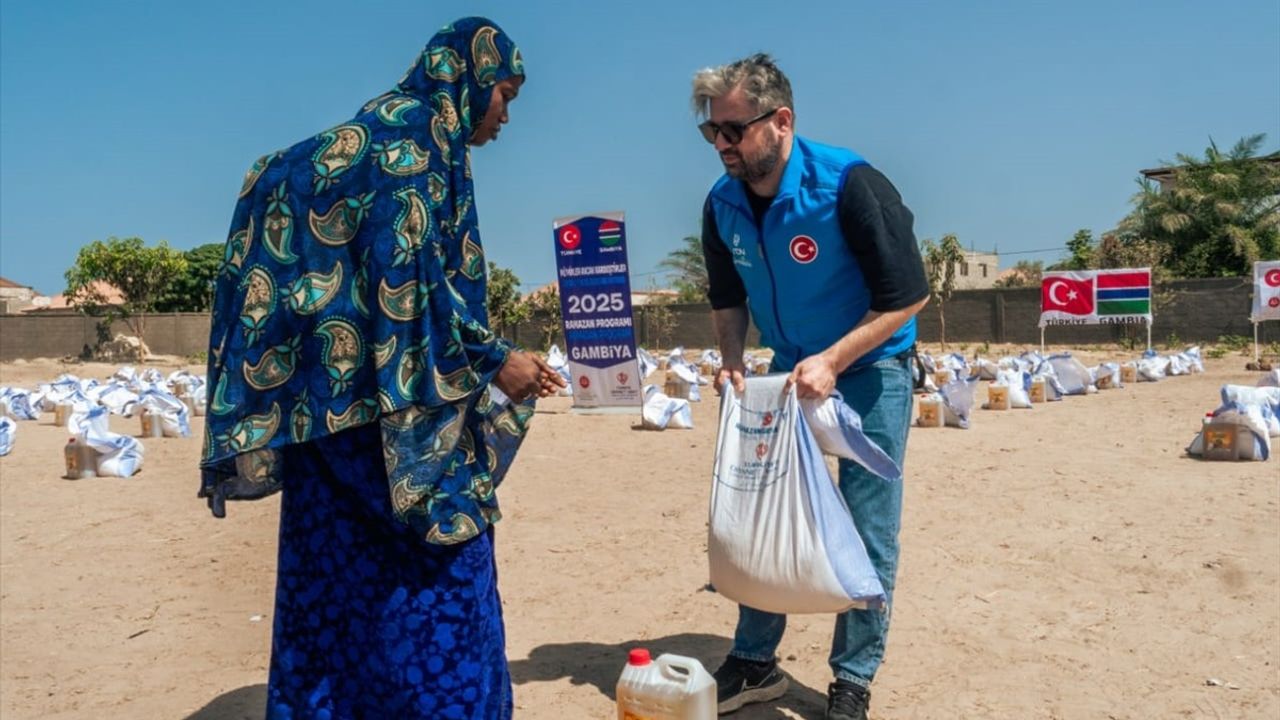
0, 276, 40, 314
952, 250, 1000, 290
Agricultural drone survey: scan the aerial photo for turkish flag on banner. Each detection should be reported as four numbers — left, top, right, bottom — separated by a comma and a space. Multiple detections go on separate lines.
1041, 275, 1095, 315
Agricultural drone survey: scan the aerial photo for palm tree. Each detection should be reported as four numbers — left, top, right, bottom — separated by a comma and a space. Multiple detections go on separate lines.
1127, 134, 1280, 277
658, 235, 709, 303
921, 234, 965, 348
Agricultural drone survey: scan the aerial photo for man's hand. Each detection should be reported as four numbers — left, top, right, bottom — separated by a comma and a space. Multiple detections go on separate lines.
714, 363, 747, 395
536, 356, 568, 397
787, 352, 837, 399
496, 351, 564, 402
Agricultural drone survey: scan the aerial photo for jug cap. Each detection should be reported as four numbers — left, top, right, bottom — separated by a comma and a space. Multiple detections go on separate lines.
628, 648, 651, 666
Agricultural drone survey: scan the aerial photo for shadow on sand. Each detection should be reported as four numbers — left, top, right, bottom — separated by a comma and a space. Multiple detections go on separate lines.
510, 632, 827, 719
181, 634, 828, 719
182, 684, 266, 720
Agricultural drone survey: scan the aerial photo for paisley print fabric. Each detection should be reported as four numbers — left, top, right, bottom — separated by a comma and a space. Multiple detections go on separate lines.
266, 422, 512, 720
200, 17, 530, 546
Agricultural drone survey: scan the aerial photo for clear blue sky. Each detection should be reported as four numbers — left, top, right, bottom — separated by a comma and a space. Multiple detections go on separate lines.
2, 0, 1277, 296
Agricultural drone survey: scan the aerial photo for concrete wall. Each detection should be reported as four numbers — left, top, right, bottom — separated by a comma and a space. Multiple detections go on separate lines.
0, 277, 1273, 361
505, 303, 762, 351
0, 312, 211, 361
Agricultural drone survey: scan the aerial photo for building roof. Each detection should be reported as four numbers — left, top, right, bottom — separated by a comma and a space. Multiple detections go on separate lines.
1141, 153, 1280, 182
631, 288, 680, 306
523, 282, 559, 302
0, 276, 31, 290
20, 281, 125, 312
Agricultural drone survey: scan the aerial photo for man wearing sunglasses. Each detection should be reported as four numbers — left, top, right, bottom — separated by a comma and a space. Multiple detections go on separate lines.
691, 54, 929, 720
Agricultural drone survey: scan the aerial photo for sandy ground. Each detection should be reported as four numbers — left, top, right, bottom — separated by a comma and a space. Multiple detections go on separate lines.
1, 348, 1277, 720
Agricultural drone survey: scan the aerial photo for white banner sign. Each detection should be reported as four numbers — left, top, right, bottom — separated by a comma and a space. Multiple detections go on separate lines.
552, 211, 641, 410
1251, 260, 1280, 322
1039, 268, 1152, 328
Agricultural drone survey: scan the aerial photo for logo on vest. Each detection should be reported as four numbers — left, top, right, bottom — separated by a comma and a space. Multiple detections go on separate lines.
731, 233, 752, 268
789, 235, 818, 264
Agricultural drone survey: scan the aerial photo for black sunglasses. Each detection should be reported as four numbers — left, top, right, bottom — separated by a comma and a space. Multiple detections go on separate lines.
698, 108, 778, 145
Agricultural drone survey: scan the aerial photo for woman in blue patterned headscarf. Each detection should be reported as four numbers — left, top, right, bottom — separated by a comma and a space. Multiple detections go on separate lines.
200, 17, 561, 719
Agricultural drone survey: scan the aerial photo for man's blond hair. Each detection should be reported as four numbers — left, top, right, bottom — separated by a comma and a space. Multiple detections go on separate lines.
691, 53, 794, 119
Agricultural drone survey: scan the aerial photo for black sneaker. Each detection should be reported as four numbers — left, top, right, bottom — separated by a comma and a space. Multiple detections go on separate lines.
825, 679, 870, 720
712, 655, 789, 714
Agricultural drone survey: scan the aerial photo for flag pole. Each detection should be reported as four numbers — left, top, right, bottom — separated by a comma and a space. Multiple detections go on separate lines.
1255, 322, 1261, 364
1040, 327, 1045, 356
1146, 319, 1152, 353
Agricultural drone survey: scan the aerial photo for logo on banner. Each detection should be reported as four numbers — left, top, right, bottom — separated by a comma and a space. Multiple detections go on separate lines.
762, 411, 774, 427
559, 224, 581, 250
599, 220, 622, 247
789, 235, 817, 264
755, 442, 769, 460
616, 371, 629, 384
1254, 261, 1280, 321
578, 375, 590, 389
1042, 276, 1094, 316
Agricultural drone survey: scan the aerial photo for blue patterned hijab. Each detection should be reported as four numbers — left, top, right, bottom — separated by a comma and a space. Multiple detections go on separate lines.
201, 17, 532, 544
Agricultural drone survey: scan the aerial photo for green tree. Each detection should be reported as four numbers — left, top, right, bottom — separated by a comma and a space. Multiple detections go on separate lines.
154, 243, 223, 312
525, 285, 563, 351
484, 261, 531, 339
641, 294, 679, 350
993, 260, 1044, 288
65, 236, 187, 358
658, 235, 709, 303
1092, 231, 1169, 271
1125, 134, 1280, 277
921, 233, 965, 348
1065, 229, 1095, 270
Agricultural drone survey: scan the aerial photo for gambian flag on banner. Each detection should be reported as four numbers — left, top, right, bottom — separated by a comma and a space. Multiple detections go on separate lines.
1096, 268, 1152, 323
598, 220, 622, 247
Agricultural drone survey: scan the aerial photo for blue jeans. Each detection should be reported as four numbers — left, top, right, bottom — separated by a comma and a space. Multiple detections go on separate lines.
730, 355, 913, 688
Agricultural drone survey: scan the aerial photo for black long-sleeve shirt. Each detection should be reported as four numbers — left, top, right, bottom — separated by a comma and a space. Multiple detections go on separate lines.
701, 164, 929, 313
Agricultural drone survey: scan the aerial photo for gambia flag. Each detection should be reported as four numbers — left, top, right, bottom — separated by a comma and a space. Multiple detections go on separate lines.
598, 220, 622, 246
1096, 268, 1151, 317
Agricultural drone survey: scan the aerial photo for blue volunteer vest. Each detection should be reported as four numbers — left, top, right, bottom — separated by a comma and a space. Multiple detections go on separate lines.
708, 136, 916, 372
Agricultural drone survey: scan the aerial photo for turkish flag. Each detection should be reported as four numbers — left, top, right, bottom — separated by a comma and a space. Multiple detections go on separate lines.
1041, 276, 1094, 315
